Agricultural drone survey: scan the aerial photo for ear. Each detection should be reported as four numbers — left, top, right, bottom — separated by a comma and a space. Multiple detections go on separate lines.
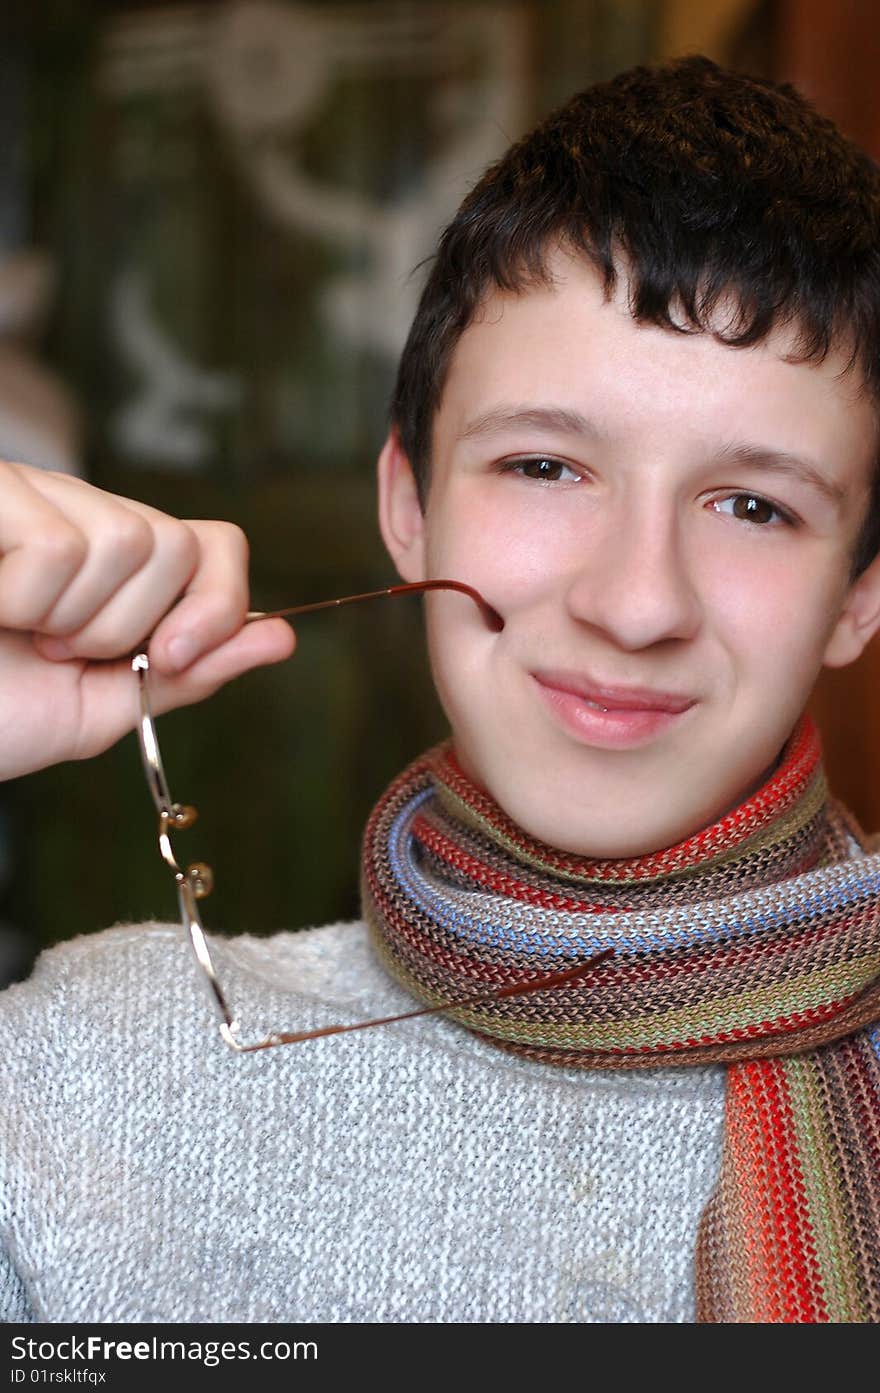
823, 552, 880, 667
376, 430, 427, 583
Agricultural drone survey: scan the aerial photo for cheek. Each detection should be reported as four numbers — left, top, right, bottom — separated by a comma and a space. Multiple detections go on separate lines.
422, 605, 488, 750
704, 548, 847, 681
424, 484, 579, 608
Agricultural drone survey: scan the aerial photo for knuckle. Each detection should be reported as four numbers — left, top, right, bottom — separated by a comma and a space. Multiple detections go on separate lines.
222, 520, 249, 561
109, 510, 154, 562
0, 457, 34, 479
159, 518, 199, 575
33, 522, 88, 574
195, 518, 250, 562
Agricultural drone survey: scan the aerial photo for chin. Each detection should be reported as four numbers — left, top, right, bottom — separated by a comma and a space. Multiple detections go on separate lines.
481, 752, 768, 858
476, 770, 689, 858
451, 714, 793, 861
516, 809, 694, 859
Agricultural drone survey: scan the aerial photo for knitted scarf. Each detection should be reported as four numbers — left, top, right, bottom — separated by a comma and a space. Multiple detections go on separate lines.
361, 716, 880, 1323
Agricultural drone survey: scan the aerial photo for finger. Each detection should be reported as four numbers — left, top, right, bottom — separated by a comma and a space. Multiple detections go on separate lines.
36, 514, 200, 662
149, 616, 296, 710
10, 465, 256, 670
146, 520, 251, 675
74, 617, 296, 761
0, 460, 88, 628
23, 475, 157, 635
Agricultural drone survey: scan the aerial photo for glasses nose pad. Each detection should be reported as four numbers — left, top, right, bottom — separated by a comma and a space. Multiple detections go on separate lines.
170, 803, 198, 830
186, 862, 214, 899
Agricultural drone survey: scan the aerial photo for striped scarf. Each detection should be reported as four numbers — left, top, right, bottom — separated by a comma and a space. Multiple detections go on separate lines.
361, 715, 880, 1322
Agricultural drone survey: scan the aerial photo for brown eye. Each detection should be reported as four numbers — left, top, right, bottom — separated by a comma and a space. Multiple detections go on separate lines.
730, 494, 776, 524
517, 458, 575, 482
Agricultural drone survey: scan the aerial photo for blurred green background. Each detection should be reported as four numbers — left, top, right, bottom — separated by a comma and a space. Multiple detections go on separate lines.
1, 0, 779, 975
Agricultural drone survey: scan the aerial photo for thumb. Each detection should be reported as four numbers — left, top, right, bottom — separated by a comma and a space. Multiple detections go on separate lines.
73, 618, 296, 761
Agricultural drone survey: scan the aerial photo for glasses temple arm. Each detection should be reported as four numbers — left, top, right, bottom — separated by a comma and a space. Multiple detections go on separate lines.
226, 949, 615, 1052
245, 579, 504, 632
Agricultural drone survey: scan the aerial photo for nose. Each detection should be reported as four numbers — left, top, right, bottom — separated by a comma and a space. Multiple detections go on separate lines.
563, 495, 702, 650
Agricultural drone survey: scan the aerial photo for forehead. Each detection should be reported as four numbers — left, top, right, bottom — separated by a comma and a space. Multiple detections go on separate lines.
433, 251, 877, 494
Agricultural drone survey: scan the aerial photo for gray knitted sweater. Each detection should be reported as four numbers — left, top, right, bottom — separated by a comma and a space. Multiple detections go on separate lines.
0, 921, 725, 1323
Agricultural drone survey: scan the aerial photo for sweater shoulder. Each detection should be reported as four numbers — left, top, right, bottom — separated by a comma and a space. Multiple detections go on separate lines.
0, 919, 375, 1067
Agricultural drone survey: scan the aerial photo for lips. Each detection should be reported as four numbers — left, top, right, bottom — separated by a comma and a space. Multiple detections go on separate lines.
530, 669, 697, 750
531, 670, 696, 715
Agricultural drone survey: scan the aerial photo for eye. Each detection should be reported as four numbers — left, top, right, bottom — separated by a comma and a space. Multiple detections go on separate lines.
712, 493, 792, 526
503, 457, 581, 484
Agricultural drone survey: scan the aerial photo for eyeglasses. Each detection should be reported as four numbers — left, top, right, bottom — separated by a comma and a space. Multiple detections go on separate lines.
132, 578, 613, 1051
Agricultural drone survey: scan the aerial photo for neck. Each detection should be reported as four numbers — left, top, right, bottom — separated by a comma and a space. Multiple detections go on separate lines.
438, 716, 830, 888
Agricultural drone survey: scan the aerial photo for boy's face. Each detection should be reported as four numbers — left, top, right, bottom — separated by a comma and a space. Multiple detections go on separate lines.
379, 249, 880, 856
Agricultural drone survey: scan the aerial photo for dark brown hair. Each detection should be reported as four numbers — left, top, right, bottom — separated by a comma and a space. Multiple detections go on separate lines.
390, 56, 880, 571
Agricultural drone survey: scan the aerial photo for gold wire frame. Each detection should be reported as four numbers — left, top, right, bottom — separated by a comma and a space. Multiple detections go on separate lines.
132, 579, 612, 1051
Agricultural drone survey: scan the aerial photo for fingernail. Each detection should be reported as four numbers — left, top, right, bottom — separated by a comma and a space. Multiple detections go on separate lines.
165, 635, 199, 672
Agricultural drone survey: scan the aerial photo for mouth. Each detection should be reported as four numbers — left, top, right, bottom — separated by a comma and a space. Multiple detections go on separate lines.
531, 669, 697, 750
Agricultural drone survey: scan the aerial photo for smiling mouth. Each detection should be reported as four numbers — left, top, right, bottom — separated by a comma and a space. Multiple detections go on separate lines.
533, 670, 696, 712
531, 670, 696, 748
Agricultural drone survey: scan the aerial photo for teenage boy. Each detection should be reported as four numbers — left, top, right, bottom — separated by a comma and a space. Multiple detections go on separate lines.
1, 56, 879, 1324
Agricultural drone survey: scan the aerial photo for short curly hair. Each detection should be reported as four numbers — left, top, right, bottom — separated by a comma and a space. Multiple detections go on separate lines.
390, 56, 880, 572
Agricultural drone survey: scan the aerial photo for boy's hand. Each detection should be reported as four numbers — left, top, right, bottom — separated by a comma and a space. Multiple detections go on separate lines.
0, 460, 296, 781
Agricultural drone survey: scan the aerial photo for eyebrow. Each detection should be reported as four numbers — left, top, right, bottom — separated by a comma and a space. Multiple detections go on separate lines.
459, 406, 848, 508
459, 405, 606, 441
715, 443, 846, 509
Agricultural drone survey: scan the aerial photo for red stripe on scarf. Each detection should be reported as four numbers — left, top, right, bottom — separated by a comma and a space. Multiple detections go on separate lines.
729, 1060, 829, 1322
